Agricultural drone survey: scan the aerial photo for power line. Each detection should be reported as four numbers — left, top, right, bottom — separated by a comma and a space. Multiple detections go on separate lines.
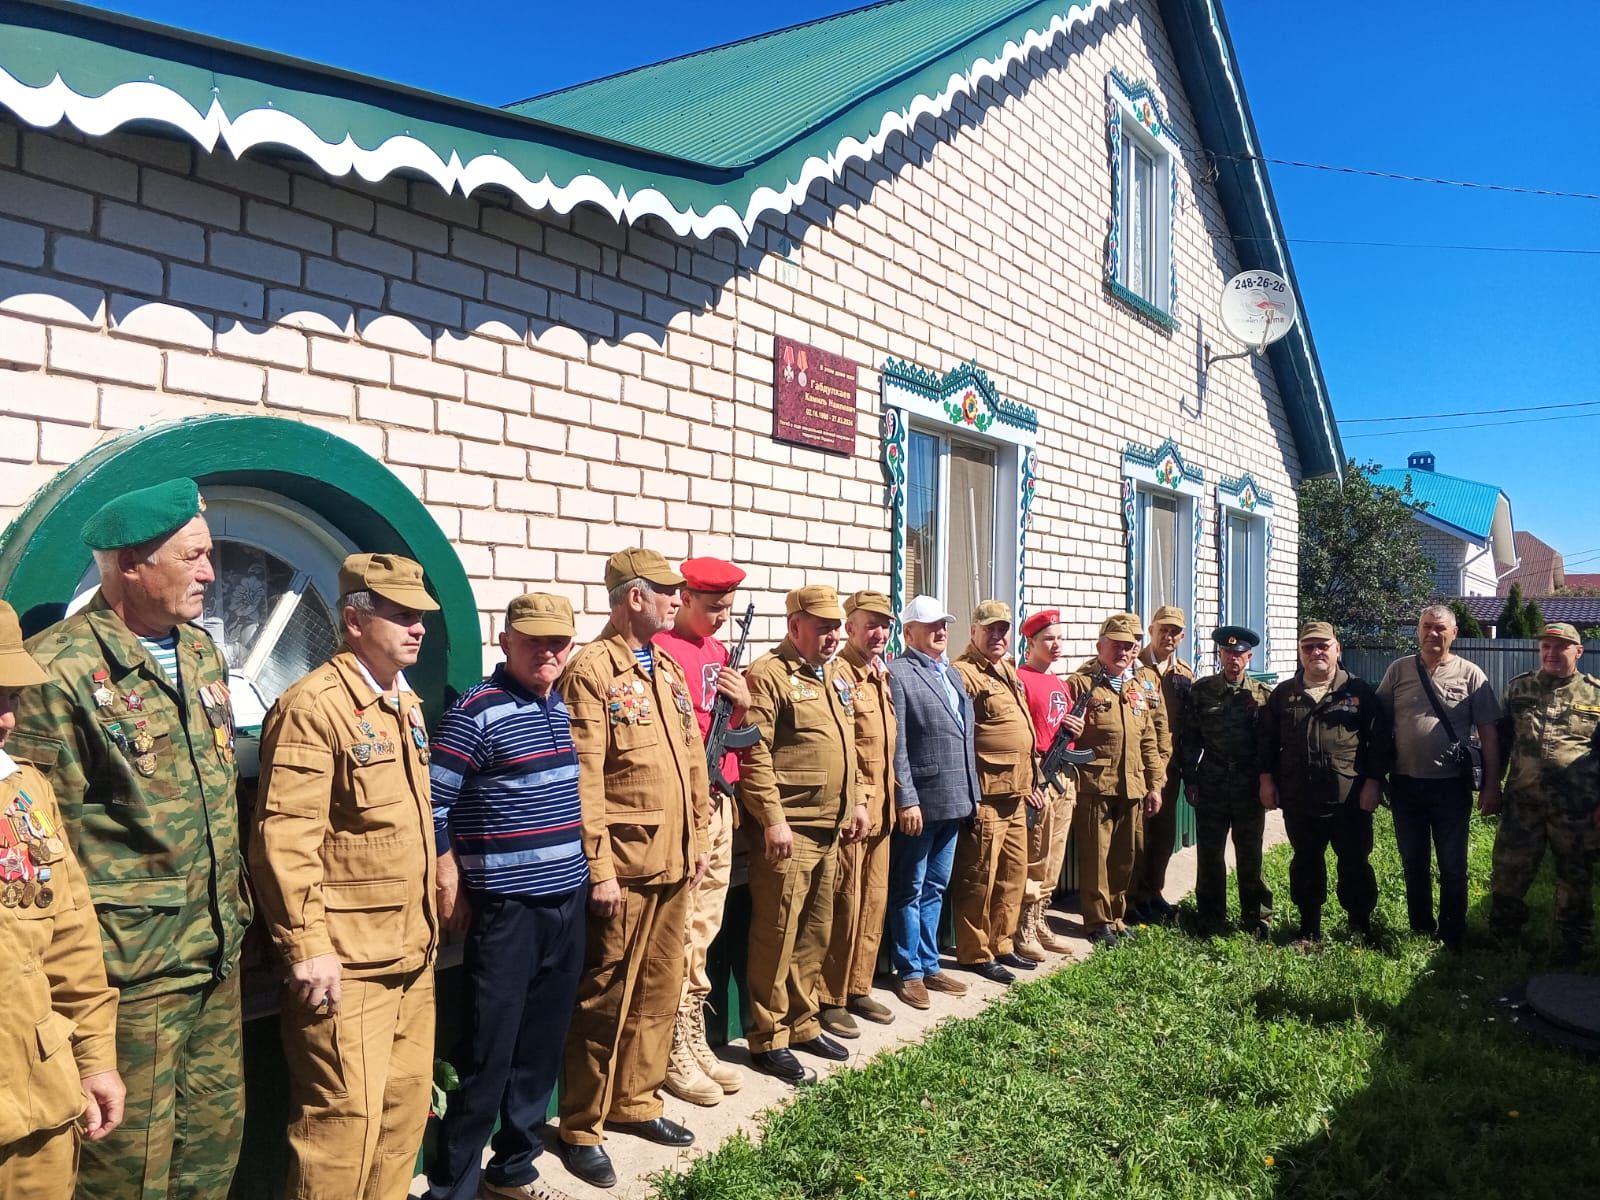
1343, 410, 1600, 439
1285, 236, 1600, 257
1343, 399, 1600, 425
1216, 153, 1600, 201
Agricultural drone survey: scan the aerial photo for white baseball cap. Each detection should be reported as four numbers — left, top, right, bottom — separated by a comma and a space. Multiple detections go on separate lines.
899, 594, 956, 625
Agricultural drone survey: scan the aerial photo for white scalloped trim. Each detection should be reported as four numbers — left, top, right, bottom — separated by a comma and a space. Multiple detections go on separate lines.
0, 0, 1124, 242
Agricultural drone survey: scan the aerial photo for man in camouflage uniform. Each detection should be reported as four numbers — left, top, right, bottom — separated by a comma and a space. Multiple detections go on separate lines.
11, 478, 249, 1200
1488, 622, 1600, 965
1180, 626, 1273, 936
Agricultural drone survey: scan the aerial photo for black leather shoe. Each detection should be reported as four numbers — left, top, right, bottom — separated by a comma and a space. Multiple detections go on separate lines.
967, 960, 1016, 983
995, 952, 1037, 971
750, 1047, 816, 1084
1087, 924, 1119, 949
560, 1142, 616, 1189
607, 1116, 694, 1147
793, 1032, 850, 1061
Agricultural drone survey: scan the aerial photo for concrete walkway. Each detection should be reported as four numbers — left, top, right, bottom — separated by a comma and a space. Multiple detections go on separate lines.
412, 811, 1287, 1199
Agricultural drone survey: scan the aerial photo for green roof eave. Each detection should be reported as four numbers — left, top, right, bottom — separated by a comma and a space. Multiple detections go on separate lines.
0, 0, 1111, 240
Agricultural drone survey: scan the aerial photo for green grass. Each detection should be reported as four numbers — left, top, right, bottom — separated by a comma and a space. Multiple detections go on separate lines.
654, 812, 1600, 1199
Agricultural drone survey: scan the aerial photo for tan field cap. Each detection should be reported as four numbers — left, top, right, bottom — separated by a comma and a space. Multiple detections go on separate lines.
972, 599, 1012, 626
1298, 620, 1337, 643
786, 584, 846, 621
604, 548, 685, 592
1540, 622, 1582, 645
1149, 604, 1187, 630
506, 593, 575, 638
0, 600, 47, 687
844, 589, 894, 617
1098, 613, 1144, 644
339, 553, 439, 612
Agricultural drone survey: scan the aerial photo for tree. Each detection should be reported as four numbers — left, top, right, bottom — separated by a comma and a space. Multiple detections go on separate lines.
1448, 599, 1486, 638
1299, 459, 1436, 645
1497, 585, 1546, 637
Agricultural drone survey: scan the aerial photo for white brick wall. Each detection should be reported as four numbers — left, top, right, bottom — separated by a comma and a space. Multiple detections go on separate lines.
0, 0, 1310, 676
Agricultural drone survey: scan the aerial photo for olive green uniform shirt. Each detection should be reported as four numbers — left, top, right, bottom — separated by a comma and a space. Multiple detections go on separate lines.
953, 647, 1037, 800
1499, 670, 1600, 816
741, 639, 856, 832
12, 592, 249, 1000
1179, 672, 1273, 807
1065, 659, 1163, 800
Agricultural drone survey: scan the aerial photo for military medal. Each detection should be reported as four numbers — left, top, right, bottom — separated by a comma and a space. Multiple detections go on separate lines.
134, 754, 157, 777
19, 878, 36, 907
352, 742, 372, 765
123, 691, 144, 712
0, 880, 19, 908
92, 670, 114, 710
132, 722, 155, 755
832, 676, 855, 715
408, 709, 430, 764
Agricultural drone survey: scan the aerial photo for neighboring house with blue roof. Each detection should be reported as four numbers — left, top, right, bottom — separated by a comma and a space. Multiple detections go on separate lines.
1372, 451, 1516, 598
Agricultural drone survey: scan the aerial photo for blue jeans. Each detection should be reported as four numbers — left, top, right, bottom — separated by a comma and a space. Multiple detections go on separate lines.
887, 817, 960, 980
1389, 774, 1472, 948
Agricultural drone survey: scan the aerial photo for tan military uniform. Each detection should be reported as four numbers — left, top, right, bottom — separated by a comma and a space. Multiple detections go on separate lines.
1131, 647, 1187, 906
252, 650, 439, 1199
1068, 659, 1164, 930
740, 638, 855, 1053
951, 648, 1036, 962
820, 641, 897, 1008
557, 626, 708, 1145
0, 756, 118, 1200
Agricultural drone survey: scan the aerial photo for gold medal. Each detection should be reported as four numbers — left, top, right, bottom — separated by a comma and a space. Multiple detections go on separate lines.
134, 754, 157, 778
0, 880, 19, 908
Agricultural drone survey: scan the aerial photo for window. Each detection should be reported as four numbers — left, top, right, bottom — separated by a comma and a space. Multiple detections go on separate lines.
1131, 488, 1193, 624
1122, 441, 1203, 660
68, 486, 356, 727
1217, 475, 1275, 666
906, 429, 999, 630
1106, 72, 1178, 324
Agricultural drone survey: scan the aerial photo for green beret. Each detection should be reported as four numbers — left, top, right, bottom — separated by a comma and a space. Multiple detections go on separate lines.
81, 478, 205, 550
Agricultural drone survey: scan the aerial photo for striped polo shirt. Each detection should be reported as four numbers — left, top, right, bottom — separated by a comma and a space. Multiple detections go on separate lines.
430, 665, 587, 897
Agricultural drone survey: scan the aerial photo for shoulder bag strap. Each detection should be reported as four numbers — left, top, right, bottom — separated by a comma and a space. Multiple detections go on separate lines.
1413, 654, 1462, 747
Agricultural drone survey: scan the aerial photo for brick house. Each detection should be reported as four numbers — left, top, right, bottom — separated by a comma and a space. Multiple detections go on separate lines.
1371, 451, 1516, 599
1, 0, 1340, 711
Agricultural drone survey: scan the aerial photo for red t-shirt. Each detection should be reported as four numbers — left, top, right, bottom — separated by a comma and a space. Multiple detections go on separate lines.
1017, 662, 1071, 753
653, 627, 739, 786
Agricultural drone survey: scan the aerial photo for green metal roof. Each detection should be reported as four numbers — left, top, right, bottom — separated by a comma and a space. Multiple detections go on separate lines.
0, 0, 1342, 476
511, 0, 1083, 169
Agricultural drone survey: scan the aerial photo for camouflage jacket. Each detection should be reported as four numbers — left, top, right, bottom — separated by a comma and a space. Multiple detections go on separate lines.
1499, 670, 1600, 815
1179, 672, 1272, 806
10, 591, 249, 999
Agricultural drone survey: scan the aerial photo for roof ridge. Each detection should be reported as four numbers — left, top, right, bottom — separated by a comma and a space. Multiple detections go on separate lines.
1376, 465, 1503, 494
503, 0, 906, 109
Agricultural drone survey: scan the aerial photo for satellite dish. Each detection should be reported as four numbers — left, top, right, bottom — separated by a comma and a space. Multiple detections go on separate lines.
1218, 270, 1298, 350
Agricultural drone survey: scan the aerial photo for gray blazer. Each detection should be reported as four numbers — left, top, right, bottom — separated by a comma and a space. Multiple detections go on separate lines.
888, 647, 980, 824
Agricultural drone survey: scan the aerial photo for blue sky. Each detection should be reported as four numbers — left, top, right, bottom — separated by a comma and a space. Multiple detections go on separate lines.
92, 1, 1600, 570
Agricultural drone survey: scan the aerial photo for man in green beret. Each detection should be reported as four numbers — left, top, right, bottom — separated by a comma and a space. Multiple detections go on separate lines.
10, 477, 251, 1199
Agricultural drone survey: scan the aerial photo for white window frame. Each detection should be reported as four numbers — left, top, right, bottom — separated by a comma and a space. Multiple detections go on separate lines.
1216, 474, 1275, 672
903, 425, 1017, 629
1122, 441, 1203, 669
1106, 71, 1179, 325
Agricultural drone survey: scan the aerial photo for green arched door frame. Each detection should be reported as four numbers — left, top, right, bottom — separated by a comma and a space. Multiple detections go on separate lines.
0, 414, 480, 712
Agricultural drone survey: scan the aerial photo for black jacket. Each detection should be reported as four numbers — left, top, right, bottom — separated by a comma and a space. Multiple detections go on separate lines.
1259, 669, 1390, 809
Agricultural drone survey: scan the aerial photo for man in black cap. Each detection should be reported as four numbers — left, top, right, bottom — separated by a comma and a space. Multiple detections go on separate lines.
1179, 627, 1273, 936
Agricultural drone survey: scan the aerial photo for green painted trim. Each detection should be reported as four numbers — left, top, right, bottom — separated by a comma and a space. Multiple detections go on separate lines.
0, 415, 479, 712
1106, 280, 1181, 331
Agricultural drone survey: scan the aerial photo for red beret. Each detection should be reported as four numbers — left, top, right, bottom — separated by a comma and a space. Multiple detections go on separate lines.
679, 557, 746, 592
1021, 609, 1062, 638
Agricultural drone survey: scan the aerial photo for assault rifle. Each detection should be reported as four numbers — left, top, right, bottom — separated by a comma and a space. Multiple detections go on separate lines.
707, 602, 760, 800
1039, 673, 1099, 793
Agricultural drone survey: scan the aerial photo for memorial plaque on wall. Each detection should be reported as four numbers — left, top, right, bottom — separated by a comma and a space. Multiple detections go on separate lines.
772, 335, 858, 456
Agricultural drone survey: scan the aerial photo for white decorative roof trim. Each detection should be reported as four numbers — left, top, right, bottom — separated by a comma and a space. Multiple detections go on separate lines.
0, 0, 1123, 243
